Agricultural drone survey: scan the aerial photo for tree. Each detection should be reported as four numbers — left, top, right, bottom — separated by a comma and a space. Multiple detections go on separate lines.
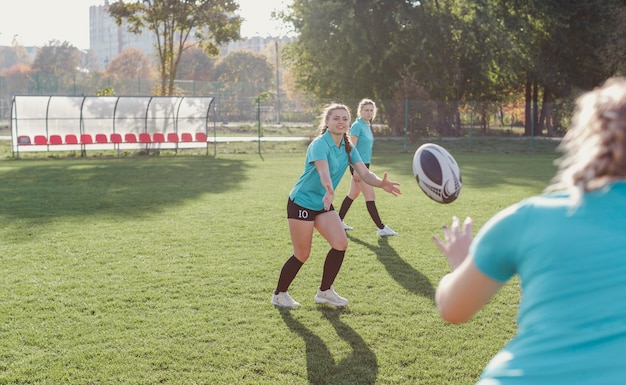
30, 40, 82, 94
282, 0, 418, 103
0, 64, 32, 97
108, 0, 242, 96
176, 46, 216, 81
281, 0, 626, 137
492, 0, 623, 135
0, 44, 31, 71
212, 51, 274, 120
107, 48, 157, 80
31, 40, 81, 76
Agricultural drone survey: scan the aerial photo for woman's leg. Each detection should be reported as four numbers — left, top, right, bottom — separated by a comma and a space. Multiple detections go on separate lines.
314, 211, 350, 306
274, 219, 315, 294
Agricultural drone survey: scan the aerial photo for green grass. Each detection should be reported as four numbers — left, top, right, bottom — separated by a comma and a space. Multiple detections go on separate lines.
0, 138, 560, 384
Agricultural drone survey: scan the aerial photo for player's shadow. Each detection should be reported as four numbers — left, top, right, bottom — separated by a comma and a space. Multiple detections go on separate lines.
348, 235, 435, 302
278, 307, 378, 385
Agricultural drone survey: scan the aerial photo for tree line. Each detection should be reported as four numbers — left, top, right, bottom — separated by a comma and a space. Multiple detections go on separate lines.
281, 0, 626, 137
2, 0, 625, 138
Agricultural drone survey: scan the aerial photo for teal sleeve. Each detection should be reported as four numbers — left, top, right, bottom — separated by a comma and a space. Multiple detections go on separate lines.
471, 202, 528, 283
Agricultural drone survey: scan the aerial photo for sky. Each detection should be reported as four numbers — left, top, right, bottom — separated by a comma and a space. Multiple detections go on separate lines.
0, 0, 292, 50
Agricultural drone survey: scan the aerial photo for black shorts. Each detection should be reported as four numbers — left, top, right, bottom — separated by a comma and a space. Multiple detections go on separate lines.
349, 163, 370, 175
287, 198, 335, 221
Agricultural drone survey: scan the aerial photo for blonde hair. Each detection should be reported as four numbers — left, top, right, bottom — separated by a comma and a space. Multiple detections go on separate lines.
548, 77, 626, 197
357, 98, 377, 123
318, 102, 353, 162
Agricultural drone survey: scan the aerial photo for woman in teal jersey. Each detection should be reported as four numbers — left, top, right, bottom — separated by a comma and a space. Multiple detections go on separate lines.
272, 103, 401, 308
338, 99, 398, 236
433, 77, 626, 384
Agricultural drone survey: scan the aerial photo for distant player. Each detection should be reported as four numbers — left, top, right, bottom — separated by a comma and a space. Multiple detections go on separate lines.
272, 103, 401, 308
338, 99, 398, 236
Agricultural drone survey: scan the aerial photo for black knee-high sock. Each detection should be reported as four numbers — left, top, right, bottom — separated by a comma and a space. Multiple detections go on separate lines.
320, 248, 346, 291
338, 197, 354, 220
366, 200, 384, 229
275, 255, 303, 294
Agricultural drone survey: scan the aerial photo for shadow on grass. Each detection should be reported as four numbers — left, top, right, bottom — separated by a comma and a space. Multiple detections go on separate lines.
0, 156, 249, 221
279, 307, 377, 385
349, 235, 435, 302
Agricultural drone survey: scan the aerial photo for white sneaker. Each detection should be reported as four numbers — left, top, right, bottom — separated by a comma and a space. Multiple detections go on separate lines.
342, 221, 354, 231
314, 285, 349, 307
377, 225, 398, 237
272, 292, 300, 308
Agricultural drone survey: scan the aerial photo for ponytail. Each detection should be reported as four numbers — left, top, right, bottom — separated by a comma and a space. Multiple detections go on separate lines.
344, 132, 353, 164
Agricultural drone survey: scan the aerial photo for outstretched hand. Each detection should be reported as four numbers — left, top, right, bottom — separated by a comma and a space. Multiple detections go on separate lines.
380, 172, 401, 196
322, 183, 334, 211
433, 216, 473, 271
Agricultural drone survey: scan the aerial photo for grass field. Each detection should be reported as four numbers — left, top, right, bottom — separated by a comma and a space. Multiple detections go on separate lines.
0, 137, 560, 384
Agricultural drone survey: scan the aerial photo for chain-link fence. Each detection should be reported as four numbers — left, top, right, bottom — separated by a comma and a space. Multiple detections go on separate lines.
0, 73, 572, 140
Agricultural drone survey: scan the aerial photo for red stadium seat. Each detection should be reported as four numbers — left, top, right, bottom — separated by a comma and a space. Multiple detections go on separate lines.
139, 133, 151, 143
181, 133, 193, 142
49, 135, 63, 145
95, 134, 108, 143
80, 134, 93, 144
34, 135, 48, 145
153, 133, 165, 143
110, 133, 122, 143
124, 133, 138, 143
167, 132, 179, 143
195, 132, 208, 142
65, 134, 78, 144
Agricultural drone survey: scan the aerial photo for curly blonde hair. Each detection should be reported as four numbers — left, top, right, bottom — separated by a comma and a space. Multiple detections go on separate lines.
548, 77, 626, 196
318, 103, 353, 162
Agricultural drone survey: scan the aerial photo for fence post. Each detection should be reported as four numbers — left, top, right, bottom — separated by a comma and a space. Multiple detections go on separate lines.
530, 101, 535, 153
404, 98, 408, 151
469, 101, 474, 150
257, 96, 261, 157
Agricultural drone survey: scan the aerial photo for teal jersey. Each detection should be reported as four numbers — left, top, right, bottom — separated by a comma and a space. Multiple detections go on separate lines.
350, 118, 374, 164
289, 130, 362, 210
471, 181, 626, 385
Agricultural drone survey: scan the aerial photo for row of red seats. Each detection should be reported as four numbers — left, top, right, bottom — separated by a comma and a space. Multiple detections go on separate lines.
18, 132, 208, 146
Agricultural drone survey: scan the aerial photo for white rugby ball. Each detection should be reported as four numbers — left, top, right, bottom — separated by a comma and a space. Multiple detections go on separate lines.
412, 143, 462, 204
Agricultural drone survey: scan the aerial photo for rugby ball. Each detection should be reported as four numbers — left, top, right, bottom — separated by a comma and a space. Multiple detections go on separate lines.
412, 143, 462, 204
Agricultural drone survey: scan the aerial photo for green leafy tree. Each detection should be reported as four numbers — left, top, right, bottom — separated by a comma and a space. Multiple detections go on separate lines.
32, 40, 81, 76
108, 0, 242, 96
491, 0, 623, 135
281, 0, 626, 137
30, 40, 82, 93
282, 0, 418, 104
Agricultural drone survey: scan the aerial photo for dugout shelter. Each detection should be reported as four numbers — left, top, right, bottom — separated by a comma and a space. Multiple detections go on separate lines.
10, 95, 216, 157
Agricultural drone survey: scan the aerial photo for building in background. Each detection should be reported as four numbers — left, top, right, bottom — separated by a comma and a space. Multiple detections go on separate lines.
89, 1, 156, 70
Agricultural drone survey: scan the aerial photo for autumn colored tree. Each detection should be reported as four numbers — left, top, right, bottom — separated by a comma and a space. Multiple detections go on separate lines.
0, 44, 31, 71
177, 46, 216, 81
212, 51, 274, 120
107, 48, 157, 80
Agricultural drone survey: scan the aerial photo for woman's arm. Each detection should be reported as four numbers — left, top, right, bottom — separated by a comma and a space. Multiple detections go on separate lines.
314, 160, 334, 210
435, 258, 503, 323
352, 161, 401, 196
433, 216, 503, 323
